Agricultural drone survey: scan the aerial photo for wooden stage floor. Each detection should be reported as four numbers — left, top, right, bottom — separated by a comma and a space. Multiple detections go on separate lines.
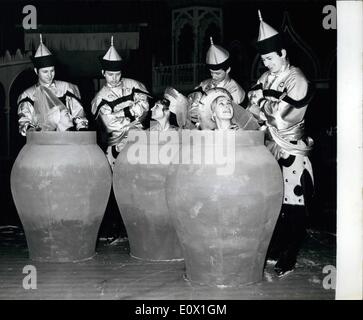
0, 227, 336, 300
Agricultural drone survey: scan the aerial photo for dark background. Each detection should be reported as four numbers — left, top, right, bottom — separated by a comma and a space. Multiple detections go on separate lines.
0, 0, 337, 237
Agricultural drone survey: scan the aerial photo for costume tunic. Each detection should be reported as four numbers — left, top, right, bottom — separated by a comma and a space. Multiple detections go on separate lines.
91, 78, 149, 167
247, 64, 314, 206
18, 80, 88, 136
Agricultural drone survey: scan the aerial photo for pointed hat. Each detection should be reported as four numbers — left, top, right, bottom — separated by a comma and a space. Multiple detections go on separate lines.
32, 34, 55, 69
256, 10, 284, 54
206, 37, 230, 70
100, 36, 123, 71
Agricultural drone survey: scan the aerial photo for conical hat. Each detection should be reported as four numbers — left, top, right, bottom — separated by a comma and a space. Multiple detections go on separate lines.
32, 34, 55, 69
206, 37, 230, 70
100, 36, 123, 71
256, 10, 283, 55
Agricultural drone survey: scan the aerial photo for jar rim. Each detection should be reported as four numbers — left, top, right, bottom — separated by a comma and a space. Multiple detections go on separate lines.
26, 131, 97, 145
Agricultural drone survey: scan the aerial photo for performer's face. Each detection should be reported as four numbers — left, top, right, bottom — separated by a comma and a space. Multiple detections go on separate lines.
212, 96, 233, 121
103, 70, 122, 87
209, 67, 230, 85
261, 51, 286, 74
151, 101, 166, 120
36, 66, 55, 86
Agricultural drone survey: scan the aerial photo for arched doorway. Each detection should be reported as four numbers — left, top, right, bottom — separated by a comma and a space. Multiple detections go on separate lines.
9, 68, 37, 159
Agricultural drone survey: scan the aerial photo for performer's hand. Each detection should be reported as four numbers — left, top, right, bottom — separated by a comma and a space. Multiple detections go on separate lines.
132, 102, 147, 118
134, 92, 148, 105
27, 126, 41, 132
74, 117, 89, 131
118, 100, 134, 111
135, 99, 149, 112
249, 89, 264, 106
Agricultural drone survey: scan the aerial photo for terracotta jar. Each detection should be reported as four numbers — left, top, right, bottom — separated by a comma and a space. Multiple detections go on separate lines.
10, 131, 112, 262
113, 130, 183, 261
166, 130, 283, 286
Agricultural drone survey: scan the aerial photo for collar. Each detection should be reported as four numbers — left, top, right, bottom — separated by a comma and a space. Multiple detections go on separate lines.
268, 63, 290, 78
36, 81, 56, 88
106, 79, 123, 89
154, 119, 171, 131
212, 76, 230, 88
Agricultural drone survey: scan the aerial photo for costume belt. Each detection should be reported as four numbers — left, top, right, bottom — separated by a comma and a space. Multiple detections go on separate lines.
267, 121, 314, 157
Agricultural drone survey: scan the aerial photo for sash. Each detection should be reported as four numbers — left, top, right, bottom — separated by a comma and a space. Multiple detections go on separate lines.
94, 88, 151, 119
267, 121, 314, 157
34, 85, 73, 131
248, 82, 315, 109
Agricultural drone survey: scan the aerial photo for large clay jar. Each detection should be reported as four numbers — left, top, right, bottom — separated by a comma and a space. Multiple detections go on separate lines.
10, 131, 112, 262
166, 130, 283, 286
113, 130, 183, 261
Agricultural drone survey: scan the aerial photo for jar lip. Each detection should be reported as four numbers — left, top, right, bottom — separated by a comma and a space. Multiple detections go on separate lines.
26, 131, 97, 145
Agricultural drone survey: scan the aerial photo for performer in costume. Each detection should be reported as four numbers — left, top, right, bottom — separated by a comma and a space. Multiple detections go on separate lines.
17, 34, 88, 136
247, 10, 315, 277
188, 38, 246, 124
91, 36, 151, 168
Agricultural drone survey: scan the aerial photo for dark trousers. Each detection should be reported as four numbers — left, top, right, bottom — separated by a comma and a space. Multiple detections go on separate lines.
267, 204, 307, 268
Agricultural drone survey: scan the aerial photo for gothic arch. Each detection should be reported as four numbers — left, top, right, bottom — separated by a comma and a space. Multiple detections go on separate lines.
172, 6, 223, 65
197, 8, 221, 23
174, 13, 193, 36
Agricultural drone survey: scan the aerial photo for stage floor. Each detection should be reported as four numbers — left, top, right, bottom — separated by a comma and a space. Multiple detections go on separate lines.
0, 227, 336, 300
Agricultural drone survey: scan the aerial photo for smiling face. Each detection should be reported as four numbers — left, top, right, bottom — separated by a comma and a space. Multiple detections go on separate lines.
212, 96, 233, 121
103, 70, 122, 87
261, 50, 287, 74
36, 66, 55, 86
